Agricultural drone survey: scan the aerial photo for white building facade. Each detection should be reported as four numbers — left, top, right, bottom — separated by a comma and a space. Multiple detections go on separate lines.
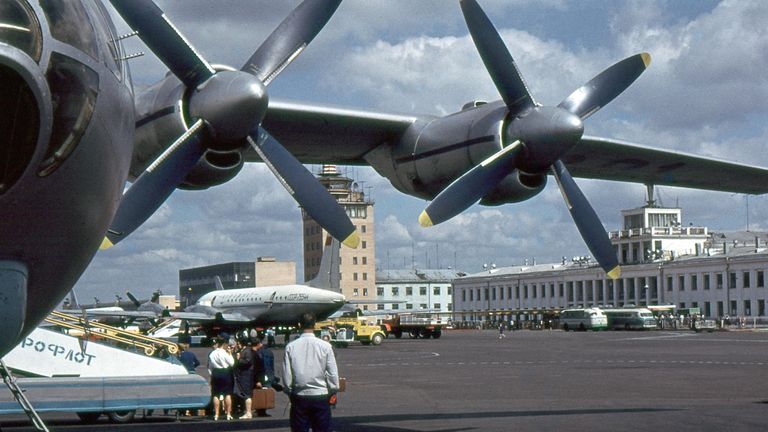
376, 269, 461, 313
452, 206, 768, 324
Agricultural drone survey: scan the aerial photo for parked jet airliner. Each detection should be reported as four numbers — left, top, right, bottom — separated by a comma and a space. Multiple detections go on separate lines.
88, 236, 348, 335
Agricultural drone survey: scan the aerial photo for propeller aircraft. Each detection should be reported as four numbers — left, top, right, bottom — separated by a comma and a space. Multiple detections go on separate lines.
2, 0, 768, 364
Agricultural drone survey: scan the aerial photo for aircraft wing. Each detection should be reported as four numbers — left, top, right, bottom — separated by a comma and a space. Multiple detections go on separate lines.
563, 136, 768, 194
84, 310, 159, 319
167, 311, 215, 321
167, 311, 253, 323
254, 99, 422, 164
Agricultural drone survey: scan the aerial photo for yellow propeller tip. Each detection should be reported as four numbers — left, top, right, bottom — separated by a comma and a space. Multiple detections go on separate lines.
99, 237, 114, 250
607, 266, 621, 280
418, 211, 433, 227
342, 231, 360, 249
640, 52, 651, 67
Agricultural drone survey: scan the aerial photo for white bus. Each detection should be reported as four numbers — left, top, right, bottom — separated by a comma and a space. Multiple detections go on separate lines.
602, 308, 657, 330
559, 308, 608, 331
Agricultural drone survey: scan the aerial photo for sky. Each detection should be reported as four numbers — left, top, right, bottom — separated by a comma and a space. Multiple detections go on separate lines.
74, 0, 768, 303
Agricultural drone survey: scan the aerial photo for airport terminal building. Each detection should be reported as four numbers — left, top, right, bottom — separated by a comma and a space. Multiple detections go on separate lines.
452, 205, 768, 325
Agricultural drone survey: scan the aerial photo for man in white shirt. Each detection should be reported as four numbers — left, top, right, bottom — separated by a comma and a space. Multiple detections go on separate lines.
283, 313, 339, 432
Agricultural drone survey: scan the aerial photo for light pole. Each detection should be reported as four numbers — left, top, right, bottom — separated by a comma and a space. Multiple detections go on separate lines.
643, 284, 649, 306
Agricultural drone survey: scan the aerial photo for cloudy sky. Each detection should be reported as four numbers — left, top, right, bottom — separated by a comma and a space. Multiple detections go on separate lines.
74, 0, 768, 303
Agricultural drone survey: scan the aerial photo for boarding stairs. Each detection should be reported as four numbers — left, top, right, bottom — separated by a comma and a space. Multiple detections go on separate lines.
45, 310, 178, 357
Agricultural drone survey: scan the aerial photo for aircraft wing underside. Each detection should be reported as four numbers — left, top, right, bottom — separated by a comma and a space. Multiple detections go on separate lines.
253, 99, 421, 164
84, 310, 158, 319
564, 136, 768, 194
252, 100, 768, 195
168, 311, 252, 322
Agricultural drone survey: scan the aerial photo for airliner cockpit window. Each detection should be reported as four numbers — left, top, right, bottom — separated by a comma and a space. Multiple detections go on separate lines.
40, 0, 98, 61
0, 0, 42, 61
39, 52, 98, 176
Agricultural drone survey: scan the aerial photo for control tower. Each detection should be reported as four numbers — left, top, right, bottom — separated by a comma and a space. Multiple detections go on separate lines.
302, 165, 375, 305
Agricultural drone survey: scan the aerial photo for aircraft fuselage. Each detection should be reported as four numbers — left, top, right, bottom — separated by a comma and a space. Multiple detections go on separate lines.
0, 1, 134, 356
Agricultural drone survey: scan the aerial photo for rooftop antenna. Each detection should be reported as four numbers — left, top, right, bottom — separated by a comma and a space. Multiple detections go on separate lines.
746, 194, 750, 231
645, 184, 656, 207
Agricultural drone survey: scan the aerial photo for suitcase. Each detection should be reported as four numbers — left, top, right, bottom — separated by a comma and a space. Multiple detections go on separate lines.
252, 388, 276, 410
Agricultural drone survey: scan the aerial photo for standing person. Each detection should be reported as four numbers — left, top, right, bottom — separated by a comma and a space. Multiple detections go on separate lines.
207, 337, 235, 421
178, 343, 200, 373
253, 338, 276, 417
266, 327, 276, 347
498, 322, 506, 339
282, 313, 339, 432
233, 336, 255, 419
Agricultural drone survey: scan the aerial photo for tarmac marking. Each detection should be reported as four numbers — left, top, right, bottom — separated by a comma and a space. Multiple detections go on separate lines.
620, 332, 696, 341
342, 359, 768, 368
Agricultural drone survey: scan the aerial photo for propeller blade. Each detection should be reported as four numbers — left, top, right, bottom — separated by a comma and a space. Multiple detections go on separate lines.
460, 0, 535, 113
558, 53, 651, 120
420, 141, 522, 227
249, 128, 359, 249
241, 0, 342, 85
551, 160, 620, 279
109, 0, 215, 89
126, 292, 141, 308
101, 120, 207, 249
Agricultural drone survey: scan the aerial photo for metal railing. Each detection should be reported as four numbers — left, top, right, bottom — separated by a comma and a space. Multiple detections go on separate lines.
45, 311, 179, 357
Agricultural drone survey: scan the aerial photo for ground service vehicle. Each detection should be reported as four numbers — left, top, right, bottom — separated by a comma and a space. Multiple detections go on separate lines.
559, 308, 608, 331
602, 308, 657, 330
315, 316, 386, 347
381, 313, 446, 339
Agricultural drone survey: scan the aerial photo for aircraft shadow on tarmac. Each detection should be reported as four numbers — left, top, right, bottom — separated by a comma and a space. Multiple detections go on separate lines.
2, 407, 680, 432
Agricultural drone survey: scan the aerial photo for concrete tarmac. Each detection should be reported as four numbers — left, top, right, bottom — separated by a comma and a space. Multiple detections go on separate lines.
2, 328, 768, 431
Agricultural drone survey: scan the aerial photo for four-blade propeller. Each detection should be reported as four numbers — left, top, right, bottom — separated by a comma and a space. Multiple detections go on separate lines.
103, 0, 359, 250
420, 0, 651, 279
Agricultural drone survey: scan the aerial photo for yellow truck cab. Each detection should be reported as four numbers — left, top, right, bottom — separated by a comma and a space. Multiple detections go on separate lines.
315, 316, 385, 347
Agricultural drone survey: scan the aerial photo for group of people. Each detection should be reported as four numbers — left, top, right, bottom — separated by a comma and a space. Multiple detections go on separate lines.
179, 313, 340, 431
206, 332, 276, 420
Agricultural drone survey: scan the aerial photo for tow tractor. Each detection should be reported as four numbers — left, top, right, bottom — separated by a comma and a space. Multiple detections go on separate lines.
315, 316, 386, 348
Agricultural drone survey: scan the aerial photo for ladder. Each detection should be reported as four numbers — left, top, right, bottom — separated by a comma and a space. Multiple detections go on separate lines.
0, 360, 49, 431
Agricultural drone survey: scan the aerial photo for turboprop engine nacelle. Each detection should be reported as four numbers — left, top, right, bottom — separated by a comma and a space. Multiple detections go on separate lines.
480, 171, 546, 206
131, 70, 246, 190
368, 100, 544, 204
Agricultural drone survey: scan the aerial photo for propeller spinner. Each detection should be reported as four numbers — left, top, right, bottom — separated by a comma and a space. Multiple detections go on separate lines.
102, 0, 359, 250
420, 0, 652, 279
